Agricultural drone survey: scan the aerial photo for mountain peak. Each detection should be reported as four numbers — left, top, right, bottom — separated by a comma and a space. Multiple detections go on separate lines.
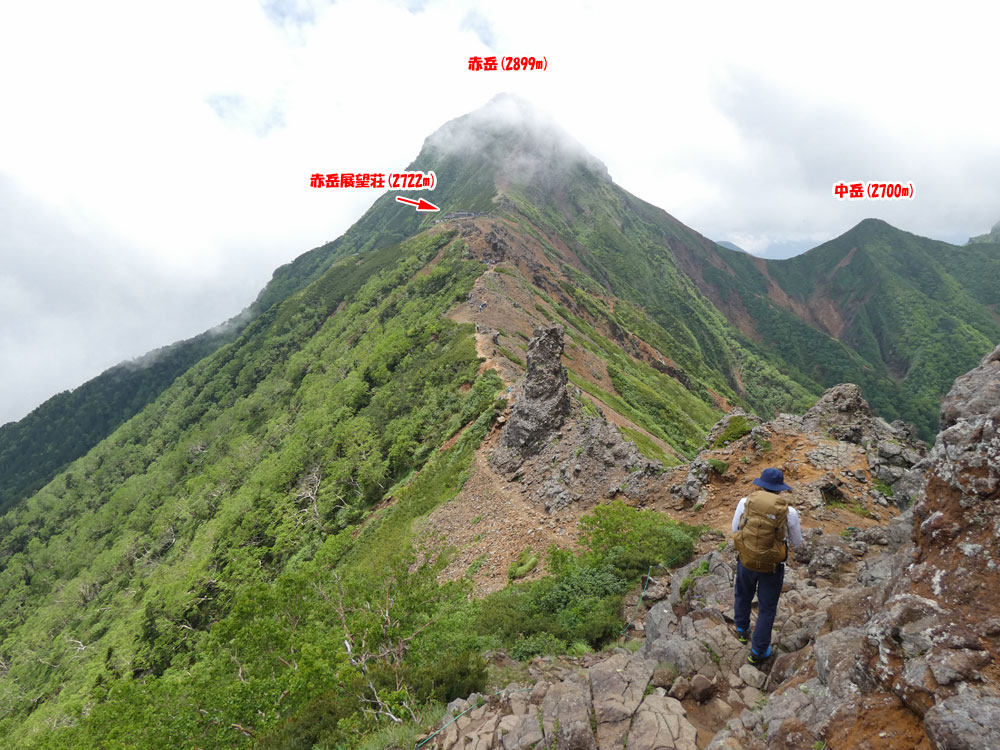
836, 217, 904, 245
853, 217, 893, 232
420, 93, 611, 189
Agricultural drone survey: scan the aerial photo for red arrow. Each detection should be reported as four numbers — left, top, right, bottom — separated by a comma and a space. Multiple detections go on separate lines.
395, 196, 440, 212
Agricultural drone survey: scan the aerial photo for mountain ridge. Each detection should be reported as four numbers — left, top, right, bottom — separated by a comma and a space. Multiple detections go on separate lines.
0, 95, 997, 748
670, 216, 1000, 437
4, 96, 990, 506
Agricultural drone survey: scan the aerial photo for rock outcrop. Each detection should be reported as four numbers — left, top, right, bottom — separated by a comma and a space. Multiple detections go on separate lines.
675, 411, 765, 506
705, 408, 760, 448
491, 324, 661, 510
493, 325, 571, 466
423, 542, 845, 750
802, 383, 878, 444
801, 383, 928, 502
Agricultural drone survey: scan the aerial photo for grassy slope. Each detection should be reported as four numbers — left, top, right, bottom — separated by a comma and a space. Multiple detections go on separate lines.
502, 166, 818, 422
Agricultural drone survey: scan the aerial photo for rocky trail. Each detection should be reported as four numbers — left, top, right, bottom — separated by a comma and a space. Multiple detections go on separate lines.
421, 510, 915, 750
418, 342, 1000, 749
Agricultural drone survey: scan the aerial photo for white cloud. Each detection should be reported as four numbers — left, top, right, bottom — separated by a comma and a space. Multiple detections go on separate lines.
0, 0, 998, 421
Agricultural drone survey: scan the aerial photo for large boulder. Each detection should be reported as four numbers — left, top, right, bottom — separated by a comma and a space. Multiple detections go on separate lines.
589, 653, 655, 724
540, 678, 597, 750
627, 693, 698, 750
678, 456, 711, 504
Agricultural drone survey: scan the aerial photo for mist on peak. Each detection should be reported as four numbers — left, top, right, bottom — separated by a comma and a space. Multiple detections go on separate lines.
420, 93, 611, 191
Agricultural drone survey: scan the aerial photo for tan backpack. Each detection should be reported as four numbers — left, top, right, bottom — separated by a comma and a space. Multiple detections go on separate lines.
734, 490, 789, 573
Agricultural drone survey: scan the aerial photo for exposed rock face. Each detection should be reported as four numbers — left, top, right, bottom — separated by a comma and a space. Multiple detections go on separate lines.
802, 383, 927, 502
483, 224, 513, 265
924, 695, 1000, 749
866, 343, 1000, 721
500, 325, 571, 455
802, 383, 877, 444
793, 532, 856, 580
421, 653, 697, 750
492, 325, 573, 476
424, 514, 926, 749
678, 411, 765, 505
678, 456, 711, 504
627, 693, 698, 750
491, 324, 661, 510
540, 678, 597, 750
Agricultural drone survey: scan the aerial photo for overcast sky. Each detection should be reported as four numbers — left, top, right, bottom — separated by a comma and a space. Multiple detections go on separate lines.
2, 0, 998, 424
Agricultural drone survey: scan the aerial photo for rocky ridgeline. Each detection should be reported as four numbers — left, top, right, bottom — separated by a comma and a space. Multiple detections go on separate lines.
677, 383, 928, 513
802, 383, 928, 503
424, 345, 1000, 748
421, 522, 911, 750
492, 325, 660, 512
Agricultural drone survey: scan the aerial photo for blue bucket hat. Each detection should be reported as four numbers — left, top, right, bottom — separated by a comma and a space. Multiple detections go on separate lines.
752, 467, 792, 493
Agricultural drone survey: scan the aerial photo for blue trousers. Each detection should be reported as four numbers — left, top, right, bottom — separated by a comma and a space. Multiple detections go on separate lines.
734, 559, 784, 653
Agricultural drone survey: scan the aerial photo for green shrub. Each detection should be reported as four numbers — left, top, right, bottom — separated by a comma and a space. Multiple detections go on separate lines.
466, 554, 487, 576
707, 458, 729, 475
873, 479, 894, 497
510, 632, 566, 661
578, 499, 696, 576
679, 559, 710, 597
580, 397, 601, 419
712, 416, 752, 447
534, 562, 625, 611
476, 551, 626, 653
620, 425, 671, 465
849, 502, 876, 519
508, 548, 538, 581
405, 649, 488, 704
497, 346, 525, 367
257, 689, 361, 749
475, 505, 699, 672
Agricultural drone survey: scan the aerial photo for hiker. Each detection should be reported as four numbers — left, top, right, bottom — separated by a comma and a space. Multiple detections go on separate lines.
732, 467, 803, 666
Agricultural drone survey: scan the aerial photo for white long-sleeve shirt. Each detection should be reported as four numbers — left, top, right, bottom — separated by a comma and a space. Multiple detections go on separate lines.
731, 496, 803, 547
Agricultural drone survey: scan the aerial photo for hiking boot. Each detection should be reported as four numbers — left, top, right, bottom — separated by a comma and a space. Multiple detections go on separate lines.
735, 627, 750, 645
747, 645, 772, 666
